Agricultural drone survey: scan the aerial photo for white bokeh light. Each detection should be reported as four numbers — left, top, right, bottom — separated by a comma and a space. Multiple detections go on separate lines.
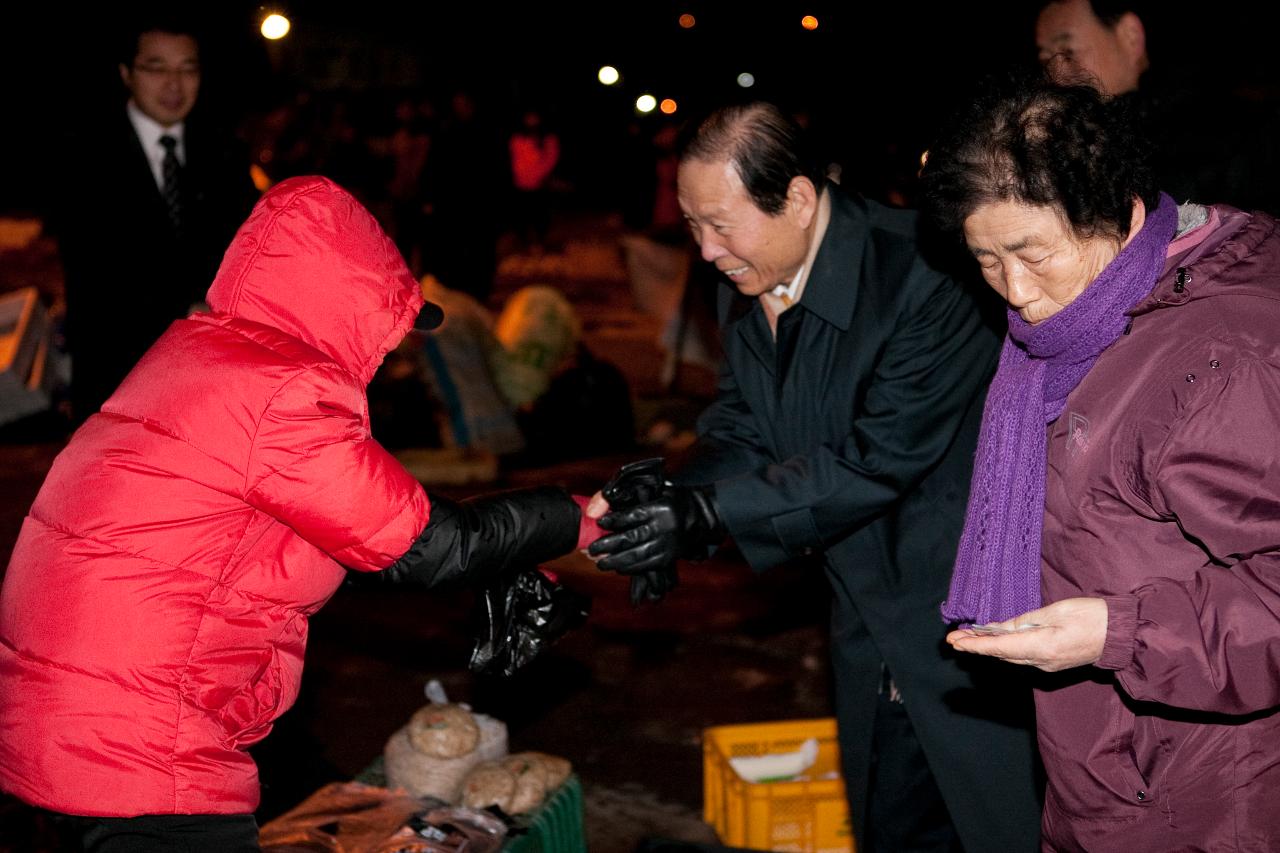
261, 14, 291, 40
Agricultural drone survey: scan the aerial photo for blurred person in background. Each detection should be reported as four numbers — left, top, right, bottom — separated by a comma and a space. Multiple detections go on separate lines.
48, 11, 258, 423
507, 109, 560, 254
1035, 0, 1148, 96
423, 90, 506, 303
380, 93, 433, 276
1035, 0, 1279, 214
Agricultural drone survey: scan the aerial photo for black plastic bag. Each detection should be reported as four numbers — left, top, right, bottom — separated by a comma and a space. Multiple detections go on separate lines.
469, 569, 590, 677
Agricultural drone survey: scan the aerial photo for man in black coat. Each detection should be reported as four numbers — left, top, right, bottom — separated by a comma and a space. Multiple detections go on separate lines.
590, 103, 1041, 852
49, 14, 258, 422
1034, 0, 1279, 215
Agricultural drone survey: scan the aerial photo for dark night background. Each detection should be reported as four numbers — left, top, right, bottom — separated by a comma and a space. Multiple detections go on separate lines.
2, 3, 1276, 215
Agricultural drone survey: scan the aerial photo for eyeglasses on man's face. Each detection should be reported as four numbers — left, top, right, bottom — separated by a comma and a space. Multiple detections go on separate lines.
131, 63, 201, 79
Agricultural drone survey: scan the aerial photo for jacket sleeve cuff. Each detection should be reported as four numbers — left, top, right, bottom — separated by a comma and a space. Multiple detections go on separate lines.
1096, 594, 1139, 671
714, 475, 824, 571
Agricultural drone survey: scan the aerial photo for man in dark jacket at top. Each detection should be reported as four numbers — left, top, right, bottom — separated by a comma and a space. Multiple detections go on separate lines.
49, 13, 259, 423
1034, 0, 1278, 215
588, 102, 1041, 851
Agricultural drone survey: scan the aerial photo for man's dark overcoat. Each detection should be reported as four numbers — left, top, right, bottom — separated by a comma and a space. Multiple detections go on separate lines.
674, 184, 1042, 851
49, 108, 258, 419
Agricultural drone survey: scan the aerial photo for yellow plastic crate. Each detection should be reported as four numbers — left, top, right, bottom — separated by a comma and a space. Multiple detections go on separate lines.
703, 718, 854, 853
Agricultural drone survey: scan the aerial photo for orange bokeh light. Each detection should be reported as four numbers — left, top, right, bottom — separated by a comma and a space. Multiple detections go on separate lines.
679, 13, 696, 28
660, 98, 678, 115
801, 15, 819, 30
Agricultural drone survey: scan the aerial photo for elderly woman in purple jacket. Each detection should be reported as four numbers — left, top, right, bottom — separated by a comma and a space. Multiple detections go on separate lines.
921, 74, 1280, 852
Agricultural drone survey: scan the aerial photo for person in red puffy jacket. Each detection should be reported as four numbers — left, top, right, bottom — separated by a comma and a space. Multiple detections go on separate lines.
0, 176, 599, 852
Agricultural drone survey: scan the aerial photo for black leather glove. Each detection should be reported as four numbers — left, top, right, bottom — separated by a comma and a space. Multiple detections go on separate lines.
588, 463, 725, 581
352, 487, 588, 678
592, 458, 676, 604
378, 486, 581, 589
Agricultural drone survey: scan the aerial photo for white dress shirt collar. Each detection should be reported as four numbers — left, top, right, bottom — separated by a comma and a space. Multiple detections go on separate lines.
762, 187, 833, 325
127, 100, 186, 191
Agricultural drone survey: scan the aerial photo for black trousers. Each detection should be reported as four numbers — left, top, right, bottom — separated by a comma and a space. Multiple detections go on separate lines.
864, 691, 963, 853
68, 813, 260, 853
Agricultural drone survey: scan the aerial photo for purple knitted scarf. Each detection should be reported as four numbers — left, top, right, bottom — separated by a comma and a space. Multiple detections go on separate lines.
942, 193, 1178, 626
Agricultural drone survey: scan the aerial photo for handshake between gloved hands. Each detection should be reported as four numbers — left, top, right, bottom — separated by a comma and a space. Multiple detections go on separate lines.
452, 460, 724, 677
365, 460, 723, 677
583, 458, 726, 605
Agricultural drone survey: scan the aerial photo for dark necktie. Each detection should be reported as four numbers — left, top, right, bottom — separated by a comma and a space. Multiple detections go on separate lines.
159, 134, 183, 234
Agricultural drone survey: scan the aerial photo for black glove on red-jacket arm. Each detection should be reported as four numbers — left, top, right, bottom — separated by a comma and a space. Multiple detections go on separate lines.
587, 481, 725, 576
380, 486, 581, 589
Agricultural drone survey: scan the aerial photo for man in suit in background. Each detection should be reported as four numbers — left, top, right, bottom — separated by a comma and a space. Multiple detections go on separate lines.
1034, 0, 1278, 214
50, 14, 258, 422
1034, 0, 1148, 97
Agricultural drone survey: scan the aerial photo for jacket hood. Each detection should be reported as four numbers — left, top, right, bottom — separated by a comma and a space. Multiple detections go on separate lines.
205, 176, 425, 384
1131, 206, 1280, 318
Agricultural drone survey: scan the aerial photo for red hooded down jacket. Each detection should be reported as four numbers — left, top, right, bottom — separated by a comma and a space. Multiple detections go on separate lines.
0, 177, 433, 816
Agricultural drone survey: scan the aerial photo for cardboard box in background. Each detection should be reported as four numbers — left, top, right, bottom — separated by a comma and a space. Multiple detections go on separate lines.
0, 286, 57, 426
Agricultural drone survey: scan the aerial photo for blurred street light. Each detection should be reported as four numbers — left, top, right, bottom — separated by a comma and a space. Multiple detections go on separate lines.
660, 98, 678, 115
636, 94, 657, 114
737, 72, 755, 88
679, 13, 696, 28
261, 13, 291, 40
801, 15, 819, 30
598, 65, 620, 85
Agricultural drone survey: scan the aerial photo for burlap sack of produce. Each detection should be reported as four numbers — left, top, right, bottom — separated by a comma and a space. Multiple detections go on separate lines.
407, 703, 480, 758
491, 285, 581, 408
418, 276, 525, 455
383, 709, 507, 802
505, 751, 572, 791
459, 761, 517, 813
499, 754, 549, 814
618, 233, 690, 322
456, 751, 574, 815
